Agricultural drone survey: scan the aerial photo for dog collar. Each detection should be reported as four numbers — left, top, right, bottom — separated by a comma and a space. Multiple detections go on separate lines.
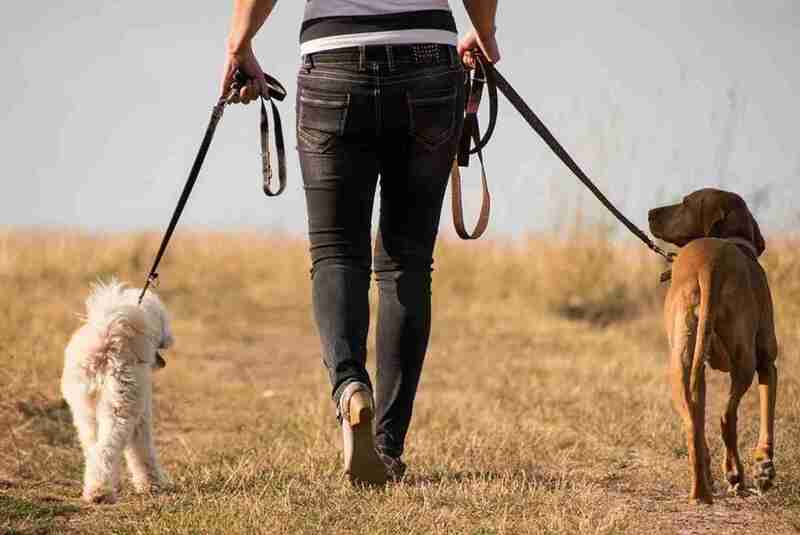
660, 237, 758, 284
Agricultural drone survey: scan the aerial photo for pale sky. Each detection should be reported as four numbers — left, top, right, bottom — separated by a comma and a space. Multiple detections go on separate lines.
2, 1, 798, 238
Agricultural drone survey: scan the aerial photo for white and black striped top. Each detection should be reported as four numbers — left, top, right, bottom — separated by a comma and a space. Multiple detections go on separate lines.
300, 1, 458, 55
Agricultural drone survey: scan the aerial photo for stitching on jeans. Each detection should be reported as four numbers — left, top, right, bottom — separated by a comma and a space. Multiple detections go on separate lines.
298, 67, 463, 86
386, 44, 395, 72
382, 69, 462, 86
298, 73, 372, 84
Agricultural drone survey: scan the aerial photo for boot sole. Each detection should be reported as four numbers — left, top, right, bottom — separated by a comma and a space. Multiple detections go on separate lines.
345, 395, 387, 486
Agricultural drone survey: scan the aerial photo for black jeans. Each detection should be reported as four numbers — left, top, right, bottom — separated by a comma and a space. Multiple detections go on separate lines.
296, 44, 465, 458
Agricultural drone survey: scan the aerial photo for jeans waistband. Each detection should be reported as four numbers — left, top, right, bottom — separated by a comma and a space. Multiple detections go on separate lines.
302, 43, 459, 71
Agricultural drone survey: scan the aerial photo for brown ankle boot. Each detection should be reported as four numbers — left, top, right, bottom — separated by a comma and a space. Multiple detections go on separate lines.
378, 451, 407, 482
339, 383, 387, 486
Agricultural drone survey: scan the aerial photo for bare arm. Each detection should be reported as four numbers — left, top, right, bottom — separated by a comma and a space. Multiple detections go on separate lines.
228, 0, 275, 54
221, 0, 276, 103
459, 0, 500, 64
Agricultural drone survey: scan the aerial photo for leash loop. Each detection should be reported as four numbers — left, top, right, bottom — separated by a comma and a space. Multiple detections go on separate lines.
450, 56, 495, 239
254, 71, 287, 197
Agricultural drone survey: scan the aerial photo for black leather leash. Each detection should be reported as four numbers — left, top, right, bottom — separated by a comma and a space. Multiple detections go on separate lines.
138, 70, 287, 305
453, 54, 675, 264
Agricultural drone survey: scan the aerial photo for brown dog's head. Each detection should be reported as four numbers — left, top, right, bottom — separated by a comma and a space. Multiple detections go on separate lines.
648, 188, 765, 256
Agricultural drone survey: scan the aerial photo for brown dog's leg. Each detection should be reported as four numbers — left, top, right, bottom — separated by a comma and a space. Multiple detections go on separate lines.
670, 329, 713, 504
720, 361, 754, 494
692, 369, 713, 503
753, 359, 777, 493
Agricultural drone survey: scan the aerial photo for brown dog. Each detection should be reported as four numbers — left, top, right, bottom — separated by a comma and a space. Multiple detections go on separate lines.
648, 188, 778, 504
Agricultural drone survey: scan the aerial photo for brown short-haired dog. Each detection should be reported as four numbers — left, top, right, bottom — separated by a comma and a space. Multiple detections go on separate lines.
648, 188, 778, 504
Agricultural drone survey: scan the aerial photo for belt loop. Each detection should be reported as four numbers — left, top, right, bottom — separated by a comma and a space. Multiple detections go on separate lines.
385, 44, 396, 72
449, 45, 458, 67
302, 53, 314, 70
358, 45, 366, 72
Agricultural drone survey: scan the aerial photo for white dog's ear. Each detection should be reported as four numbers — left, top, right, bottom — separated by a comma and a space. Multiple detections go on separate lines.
159, 307, 175, 349
160, 327, 175, 350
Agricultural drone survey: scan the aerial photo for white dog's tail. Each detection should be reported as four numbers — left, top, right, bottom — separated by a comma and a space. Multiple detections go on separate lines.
84, 279, 148, 368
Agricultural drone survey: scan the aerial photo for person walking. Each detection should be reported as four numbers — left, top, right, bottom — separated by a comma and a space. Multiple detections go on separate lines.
221, 0, 500, 485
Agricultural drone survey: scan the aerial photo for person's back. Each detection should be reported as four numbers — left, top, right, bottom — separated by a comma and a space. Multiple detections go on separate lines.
301, 1, 458, 55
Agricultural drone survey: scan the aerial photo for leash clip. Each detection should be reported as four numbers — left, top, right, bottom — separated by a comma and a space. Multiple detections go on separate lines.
137, 272, 159, 305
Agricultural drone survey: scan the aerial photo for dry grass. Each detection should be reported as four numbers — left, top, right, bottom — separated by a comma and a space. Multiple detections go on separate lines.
1, 228, 799, 534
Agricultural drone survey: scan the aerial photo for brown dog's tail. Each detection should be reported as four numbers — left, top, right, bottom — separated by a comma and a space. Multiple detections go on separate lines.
690, 267, 716, 405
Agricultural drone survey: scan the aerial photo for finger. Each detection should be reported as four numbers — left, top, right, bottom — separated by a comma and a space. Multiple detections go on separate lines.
241, 84, 252, 104
227, 85, 241, 103
258, 77, 270, 99
220, 74, 231, 99
457, 37, 473, 57
224, 71, 241, 102
220, 65, 235, 98
461, 51, 475, 69
246, 79, 259, 101
239, 85, 251, 104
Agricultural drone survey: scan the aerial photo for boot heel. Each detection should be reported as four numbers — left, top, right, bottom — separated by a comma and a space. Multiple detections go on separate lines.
348, 391, 372, 426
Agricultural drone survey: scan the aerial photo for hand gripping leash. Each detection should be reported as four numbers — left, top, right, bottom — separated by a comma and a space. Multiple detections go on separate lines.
453, 52, 675, 264
137, 70, 287, 305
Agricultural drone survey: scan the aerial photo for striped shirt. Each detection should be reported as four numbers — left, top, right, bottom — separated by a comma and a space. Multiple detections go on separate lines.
300, 1, 458, 55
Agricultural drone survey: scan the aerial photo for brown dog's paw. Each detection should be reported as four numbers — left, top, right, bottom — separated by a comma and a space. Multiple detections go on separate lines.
690, 494, 714, 506
725, 470, 745, 495
753, 459, 775, 494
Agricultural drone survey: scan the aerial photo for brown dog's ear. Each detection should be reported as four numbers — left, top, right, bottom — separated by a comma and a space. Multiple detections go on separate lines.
750, 211, 766, 256
703, 208, 726, 237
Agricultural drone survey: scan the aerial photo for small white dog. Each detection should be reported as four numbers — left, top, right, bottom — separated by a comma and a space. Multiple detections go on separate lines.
61, 279, 173, 503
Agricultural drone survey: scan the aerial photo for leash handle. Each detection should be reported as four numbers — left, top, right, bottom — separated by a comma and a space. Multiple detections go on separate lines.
451, 116, 491, 239
450, 51, 497, 240
230, 69, 288, 196
465, 54, 499, 156
231, 69, 287, 102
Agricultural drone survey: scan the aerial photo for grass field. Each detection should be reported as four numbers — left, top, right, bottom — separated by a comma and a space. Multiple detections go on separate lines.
1, 229, 799, 534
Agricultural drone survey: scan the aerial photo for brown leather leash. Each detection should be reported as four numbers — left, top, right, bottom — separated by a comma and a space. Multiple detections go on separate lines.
138, 70, 287, 304
451, 53, 675, 265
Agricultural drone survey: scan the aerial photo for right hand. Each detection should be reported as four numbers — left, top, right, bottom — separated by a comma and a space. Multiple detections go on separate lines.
457, 29, 501, 68
220, 43, 270, 104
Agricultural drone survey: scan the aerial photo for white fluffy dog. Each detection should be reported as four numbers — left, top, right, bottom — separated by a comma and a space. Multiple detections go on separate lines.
61, 279, 174, 503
